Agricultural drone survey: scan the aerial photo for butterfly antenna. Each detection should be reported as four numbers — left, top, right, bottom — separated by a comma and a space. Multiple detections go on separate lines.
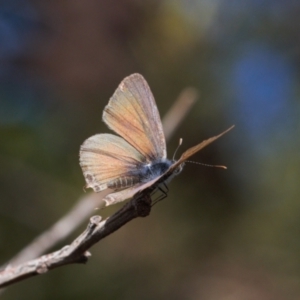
173, 138, 183, 160
185, 160, 227, 169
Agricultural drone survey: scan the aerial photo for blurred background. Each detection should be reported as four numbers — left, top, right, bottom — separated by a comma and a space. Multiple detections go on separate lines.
1, 0, 300, 299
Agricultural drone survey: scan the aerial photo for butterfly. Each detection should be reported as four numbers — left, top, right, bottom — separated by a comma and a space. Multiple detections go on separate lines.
79, 73, 234, 207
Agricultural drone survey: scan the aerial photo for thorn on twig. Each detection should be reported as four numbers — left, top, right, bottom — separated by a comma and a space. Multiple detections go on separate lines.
90, 215, 102, 226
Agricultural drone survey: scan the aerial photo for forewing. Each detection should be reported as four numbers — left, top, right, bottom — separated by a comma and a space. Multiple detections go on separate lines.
79, 134, 144, 192
103, 73, 166, 162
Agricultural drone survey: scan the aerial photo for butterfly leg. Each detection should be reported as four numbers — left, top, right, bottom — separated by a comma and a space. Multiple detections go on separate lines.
151, 183, 169, 206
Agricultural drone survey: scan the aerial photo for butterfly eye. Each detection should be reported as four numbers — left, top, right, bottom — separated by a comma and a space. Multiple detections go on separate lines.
174, 163, 184, 175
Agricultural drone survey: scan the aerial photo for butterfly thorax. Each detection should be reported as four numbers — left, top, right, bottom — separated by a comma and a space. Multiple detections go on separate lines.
107, 159, 172, 190
141, 159, 173, 183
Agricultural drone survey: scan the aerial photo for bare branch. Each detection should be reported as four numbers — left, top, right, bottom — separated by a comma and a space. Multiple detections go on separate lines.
0, 192, 152, 288
162, 87, 199, 141
7, 192, 110, 266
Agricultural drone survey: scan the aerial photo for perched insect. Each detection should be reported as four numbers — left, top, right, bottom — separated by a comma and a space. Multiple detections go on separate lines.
79, 73, 233, 207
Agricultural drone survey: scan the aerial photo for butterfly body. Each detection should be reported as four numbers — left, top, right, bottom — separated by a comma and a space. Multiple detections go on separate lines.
80, 73, 233, 207
105, 159, 173, 190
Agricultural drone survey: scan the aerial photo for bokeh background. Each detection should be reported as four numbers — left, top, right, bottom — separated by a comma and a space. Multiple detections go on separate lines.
1, 0, 300, 299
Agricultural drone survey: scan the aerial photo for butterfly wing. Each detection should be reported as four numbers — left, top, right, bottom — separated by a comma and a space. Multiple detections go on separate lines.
80, 133, 145, 192
103, 73, 167, 162
103, 178, 160, 207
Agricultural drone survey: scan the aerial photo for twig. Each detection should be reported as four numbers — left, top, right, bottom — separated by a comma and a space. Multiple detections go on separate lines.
162, 87, 198, 140
0, 192, 152, 288
6, 192, 110, 266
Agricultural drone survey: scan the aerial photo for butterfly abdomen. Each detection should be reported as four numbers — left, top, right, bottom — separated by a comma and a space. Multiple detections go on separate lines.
108, 176, 140, 190
108, 159, 172, 190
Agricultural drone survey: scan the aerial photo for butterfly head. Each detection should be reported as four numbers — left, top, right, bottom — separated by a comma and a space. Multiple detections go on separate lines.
174, 162, 185, 175
159, 160, 184, 185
